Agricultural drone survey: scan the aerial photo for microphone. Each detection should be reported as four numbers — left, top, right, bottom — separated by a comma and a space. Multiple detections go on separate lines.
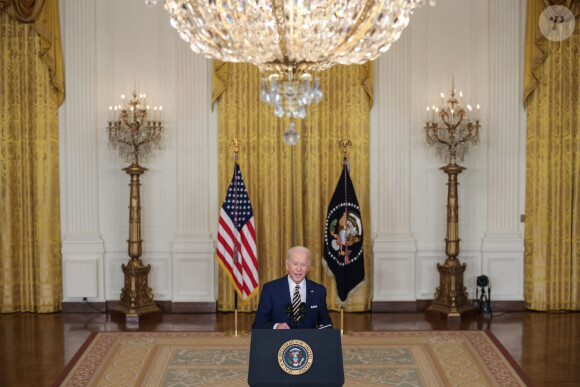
285, 303, 293, 322
296, 303, 306, 324
285, 302, 307, 328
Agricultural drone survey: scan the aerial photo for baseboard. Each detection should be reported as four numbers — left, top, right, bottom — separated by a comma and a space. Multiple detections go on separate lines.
63, 300, 523, 314
62, 301, 216, 314
62, 302, 107, 313
171, 302, 216, 313
372, 301, 420, 312
489, 300, 525, 312
372, 300, 526, 313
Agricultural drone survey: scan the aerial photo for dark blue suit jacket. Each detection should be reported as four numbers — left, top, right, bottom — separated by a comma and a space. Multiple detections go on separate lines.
252, 276, 332, 329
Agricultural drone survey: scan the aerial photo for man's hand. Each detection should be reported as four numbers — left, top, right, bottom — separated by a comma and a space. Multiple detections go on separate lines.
276, 323, 290, 329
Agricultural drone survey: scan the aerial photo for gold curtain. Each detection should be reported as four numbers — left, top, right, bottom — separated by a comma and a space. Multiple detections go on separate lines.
214, 62, 372, 312
2, 0, 45, 22
524, 0, 580, 311
0, 0, 64, 313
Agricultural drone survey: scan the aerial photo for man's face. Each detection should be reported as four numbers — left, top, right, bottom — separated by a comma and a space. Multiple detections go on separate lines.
286, 250, 310, 284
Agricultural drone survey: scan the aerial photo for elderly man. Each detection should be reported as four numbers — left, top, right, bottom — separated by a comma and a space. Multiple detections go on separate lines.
252, 246, 333, 329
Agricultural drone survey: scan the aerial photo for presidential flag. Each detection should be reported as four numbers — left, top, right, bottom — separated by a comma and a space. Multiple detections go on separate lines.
217, 163, 259, 300
323, 160, 365, 302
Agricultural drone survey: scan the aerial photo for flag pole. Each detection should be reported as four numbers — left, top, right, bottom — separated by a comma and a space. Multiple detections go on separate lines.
234, 292, 238, 336
291, 145, 296, 246
220, 137, 254, 337
233, 139, 239, 337
230, 138, 246, 336
339, 139, 351, 336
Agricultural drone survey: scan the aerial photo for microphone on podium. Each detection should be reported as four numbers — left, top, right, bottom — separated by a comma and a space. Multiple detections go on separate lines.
285, 302, 307, 328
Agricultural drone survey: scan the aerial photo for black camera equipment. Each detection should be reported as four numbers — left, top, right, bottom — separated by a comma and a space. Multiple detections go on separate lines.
475, 275, 492, 317
477, 275, 489, 288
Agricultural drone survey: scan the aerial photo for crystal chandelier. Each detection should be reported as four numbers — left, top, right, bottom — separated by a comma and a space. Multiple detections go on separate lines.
162, 0, 433, 142
424, 79, 481, 164
107, 92, 164, 164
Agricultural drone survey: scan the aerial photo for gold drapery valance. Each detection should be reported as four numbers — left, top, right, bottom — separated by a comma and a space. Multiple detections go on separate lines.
1, 0, 45, 22
524, 0, 580, 105
1, 0, 64, 106
212, 61, 374, 110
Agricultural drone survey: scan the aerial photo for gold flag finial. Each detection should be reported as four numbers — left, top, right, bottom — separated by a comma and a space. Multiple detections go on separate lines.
230, 138, 240, 162
339, 139, 352, 157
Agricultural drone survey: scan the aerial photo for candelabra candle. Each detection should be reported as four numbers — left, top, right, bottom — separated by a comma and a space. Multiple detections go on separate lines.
425, 86, 481, 164
107, 91, 164, 164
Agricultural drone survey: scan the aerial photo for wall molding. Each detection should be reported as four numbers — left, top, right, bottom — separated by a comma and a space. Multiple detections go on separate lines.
482, 0, 525, 301
373, 234, 417, 301
170, 36, 216, 303
370, 25, 417, 303
171, 236, 216, 302
60, 0, 105, 302
372, 300, 525, 313
62, 301, 216, 314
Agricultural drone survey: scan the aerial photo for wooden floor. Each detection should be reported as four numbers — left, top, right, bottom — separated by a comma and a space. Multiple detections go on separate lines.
0, 311, 578, 386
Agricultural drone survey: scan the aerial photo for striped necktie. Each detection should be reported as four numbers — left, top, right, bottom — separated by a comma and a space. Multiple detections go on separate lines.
292, 284, 301, 317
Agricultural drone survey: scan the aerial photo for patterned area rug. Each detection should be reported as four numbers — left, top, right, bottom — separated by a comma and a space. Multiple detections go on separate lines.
54, 330, 531, 386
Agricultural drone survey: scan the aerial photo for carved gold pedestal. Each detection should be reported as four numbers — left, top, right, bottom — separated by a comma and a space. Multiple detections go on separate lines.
426, 257, 474, 320
113, 162, 161, 323
426, 163, 474, 321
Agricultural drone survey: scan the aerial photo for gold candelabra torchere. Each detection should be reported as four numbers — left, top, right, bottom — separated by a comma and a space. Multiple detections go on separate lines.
424, 79, 481, 321
107, 91, 163, 323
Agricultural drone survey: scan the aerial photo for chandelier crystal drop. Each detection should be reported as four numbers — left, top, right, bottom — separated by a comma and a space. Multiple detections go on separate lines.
260, 72, 322, 119
282, 120, 300, 146
162, 0, 433, 141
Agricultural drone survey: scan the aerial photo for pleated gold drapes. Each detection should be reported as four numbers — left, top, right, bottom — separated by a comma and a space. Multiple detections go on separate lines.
524, 0, 580, 311
2, 0, 45, 23
0, 0, 64, 313
214, 62, 372, 312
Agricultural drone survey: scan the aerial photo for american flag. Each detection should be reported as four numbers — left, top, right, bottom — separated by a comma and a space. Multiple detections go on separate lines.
216, 163, 259, 300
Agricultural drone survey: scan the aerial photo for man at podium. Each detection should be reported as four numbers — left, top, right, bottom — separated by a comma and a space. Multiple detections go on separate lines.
253, 246, 333, 329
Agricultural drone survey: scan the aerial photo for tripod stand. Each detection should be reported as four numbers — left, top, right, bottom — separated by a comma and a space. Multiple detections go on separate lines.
474, 275, 492, 317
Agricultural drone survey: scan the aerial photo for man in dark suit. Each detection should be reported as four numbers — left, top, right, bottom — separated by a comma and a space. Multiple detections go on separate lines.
253, 246, 333, 329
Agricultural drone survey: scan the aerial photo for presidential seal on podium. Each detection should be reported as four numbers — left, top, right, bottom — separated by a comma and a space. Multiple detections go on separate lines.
278, 339, 314, 375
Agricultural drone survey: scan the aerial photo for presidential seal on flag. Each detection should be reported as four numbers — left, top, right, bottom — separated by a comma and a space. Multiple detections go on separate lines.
325, 205, 363, 267
323, 161, 365, 302
328, 210, 363, 261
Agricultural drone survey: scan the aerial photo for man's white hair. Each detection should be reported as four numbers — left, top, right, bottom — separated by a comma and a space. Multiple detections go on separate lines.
287, 246, 312, 264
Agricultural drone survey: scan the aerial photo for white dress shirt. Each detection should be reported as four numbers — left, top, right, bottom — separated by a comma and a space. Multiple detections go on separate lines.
273, 276, 307, 329
287, 275, 307, 303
